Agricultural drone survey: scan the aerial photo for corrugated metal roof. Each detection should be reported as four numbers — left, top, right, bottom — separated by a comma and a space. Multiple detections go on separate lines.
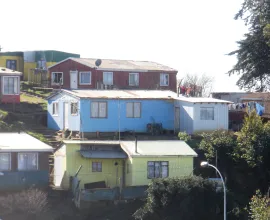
120, 140, 197, 157
0, 67, 22, 76
0, 133, 53, 152
79, 150, 127, 159
48, 57, 177, 72
62, 89, 178, 99
176, 96, 233, 104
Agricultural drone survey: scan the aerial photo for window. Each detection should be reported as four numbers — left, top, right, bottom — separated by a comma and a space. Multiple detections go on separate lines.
126, 102, 141, 118
103, 72, 113, 85
129, 73, 139, 86
92, 162, 102, 172
71, 102, 78, 115
160, 73, 169, 86
147, 161, 169, 179
52, 102, 59, 116
79, 71, 91, 85
91, 102, 107, 118
18, 153, 38, 171
0, 153, 11, 171
200, 107, 214, 120
3, 77, 19, 94
6, 60, 17, 70
51, 72, 63, 85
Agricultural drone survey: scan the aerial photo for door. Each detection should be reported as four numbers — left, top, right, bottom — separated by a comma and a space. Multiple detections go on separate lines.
70, 71, 78, 89
175, 107, 180, 132
64, 102, 69, 129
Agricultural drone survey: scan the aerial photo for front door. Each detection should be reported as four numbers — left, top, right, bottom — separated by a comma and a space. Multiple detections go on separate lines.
175, 107, 180, 132
70, 71, 78, 89
64, 102, 69, 129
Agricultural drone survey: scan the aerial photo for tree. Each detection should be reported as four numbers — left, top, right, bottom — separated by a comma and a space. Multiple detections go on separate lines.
249, 190, 270, 220
228, 0, 270, 91
133, 176, 223, 220
178, 73, 214, 97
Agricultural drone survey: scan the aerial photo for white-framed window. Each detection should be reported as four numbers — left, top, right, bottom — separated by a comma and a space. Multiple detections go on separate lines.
3, 76, 19, 95
51, 72, 63, 85
129, 73, 139, 86
0, 153, 11, 171
126, 102, 141, 118
91, 102, 107, 118
71, 102, 78, 115
160, 73, 169, 86
92, 162, 102, 172
79, 71, 91, 85
200, 107, 214, 120
52, 102, 59, 116
18, 153, 38, 171
103, 72, 113, 85
147, 161, 169, 179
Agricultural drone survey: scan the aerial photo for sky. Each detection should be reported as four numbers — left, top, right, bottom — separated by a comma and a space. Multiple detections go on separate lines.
0, 0, 248, 92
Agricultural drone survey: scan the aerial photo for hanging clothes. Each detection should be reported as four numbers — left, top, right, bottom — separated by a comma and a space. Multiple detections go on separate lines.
255, 103, 265, 116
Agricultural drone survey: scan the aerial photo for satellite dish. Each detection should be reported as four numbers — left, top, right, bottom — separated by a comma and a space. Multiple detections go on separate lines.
95, 59, 102, 67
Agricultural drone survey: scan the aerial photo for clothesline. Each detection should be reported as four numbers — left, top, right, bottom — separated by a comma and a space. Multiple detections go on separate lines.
228, 101, 265, 116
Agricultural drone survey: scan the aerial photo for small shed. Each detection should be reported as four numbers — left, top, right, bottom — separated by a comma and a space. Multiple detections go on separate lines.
0, 132, 53, 191
175, 96, 232, 134
0, 67, 22, 104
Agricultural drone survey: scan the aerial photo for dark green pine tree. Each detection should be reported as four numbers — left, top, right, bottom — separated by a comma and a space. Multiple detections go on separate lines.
228, 0, 270, 92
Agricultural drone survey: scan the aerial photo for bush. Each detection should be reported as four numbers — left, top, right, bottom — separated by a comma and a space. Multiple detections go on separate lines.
0, 188, 48, 217
178, 132, 191, 142
134, 176, 223, 220
249, 190, 270, 220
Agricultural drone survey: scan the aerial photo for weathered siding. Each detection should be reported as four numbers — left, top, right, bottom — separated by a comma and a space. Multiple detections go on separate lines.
49, 59, 177, 92
193, 103, 229, 132
47, 93, 81, 130
64, 144, 124, 189
80, 99, 174, 132
131, 157, 194, 186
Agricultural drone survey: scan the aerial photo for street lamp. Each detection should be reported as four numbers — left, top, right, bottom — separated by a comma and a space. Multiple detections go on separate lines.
201, 161, 226, 220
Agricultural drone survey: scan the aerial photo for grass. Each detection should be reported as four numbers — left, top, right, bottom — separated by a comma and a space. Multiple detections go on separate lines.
20, 93, 47, 104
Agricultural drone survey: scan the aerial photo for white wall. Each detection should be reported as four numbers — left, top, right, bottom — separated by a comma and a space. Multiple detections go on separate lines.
193, 103, 229, 132
54, 145, 66, 187
176, 101, 194, 134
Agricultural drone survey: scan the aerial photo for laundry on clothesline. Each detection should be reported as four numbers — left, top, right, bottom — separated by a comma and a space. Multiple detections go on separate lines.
228, 101, 265, 116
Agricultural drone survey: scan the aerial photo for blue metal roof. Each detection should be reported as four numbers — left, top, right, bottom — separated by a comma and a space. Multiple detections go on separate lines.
79, 150, 127, 159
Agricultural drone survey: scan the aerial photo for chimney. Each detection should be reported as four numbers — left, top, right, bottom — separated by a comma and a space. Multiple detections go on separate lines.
135, 136, 138, 153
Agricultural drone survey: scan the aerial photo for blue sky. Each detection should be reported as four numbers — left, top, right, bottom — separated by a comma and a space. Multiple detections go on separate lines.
1, 0, 247, 92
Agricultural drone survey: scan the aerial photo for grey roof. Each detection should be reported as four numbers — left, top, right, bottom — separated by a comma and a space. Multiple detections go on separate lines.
120, 140, 197, 157
0, 67, 22, 76
79, 150, 127, 159
0, 133, 53, 152
176, 96, 233, 104
56, 89, 178, 100
48, 57, 177, 72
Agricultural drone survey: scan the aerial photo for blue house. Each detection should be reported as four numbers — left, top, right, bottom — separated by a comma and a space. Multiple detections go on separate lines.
47, 90, 177, 133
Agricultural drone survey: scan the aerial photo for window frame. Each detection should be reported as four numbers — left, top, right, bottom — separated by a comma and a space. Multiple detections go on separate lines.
6, 59, 17, 70
129, 73, 139, 86
126, 102, 141, 118
52, 102, 59, 116
90, 101, 108, 118
160, 73, 169, 86
103, 72, 113, 85
0, 153, 11, 171
70, 102, 78, 116
2, 76, 19, 95
17, 153, 38, 171
79, 71, 91, 85
92, 162, 102, 172
51, 72, 63, 85
200, 107, 215, 120
147, 161, 169, 179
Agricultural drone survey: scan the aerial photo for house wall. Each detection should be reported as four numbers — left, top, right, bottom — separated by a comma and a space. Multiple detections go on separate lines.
47, 93, 81, 130
0, 152, 50, 191
130, 157, 194, 186
125, 158, 133, 186
54, 145, 67, 187
177, 101, 194, 134
211, 93, 248, 103
0, 75, 21, 104
63, 143, 124, 189
80, 99, 175, 132
193, 103, 229, 132
48, 59, 177, 92
0, 55, 24, 72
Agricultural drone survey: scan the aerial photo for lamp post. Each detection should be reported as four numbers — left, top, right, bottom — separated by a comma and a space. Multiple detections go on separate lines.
201, 161, 226, 220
